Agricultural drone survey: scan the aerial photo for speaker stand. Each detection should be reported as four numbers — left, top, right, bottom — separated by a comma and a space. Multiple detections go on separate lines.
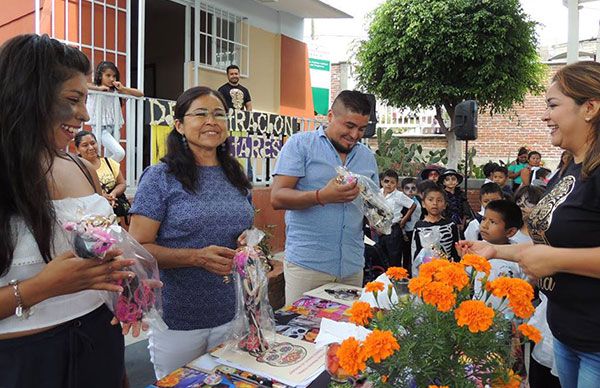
464, 140, 469, 194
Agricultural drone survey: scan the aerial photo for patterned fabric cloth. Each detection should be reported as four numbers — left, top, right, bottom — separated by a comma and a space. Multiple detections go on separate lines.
131, 163, 254, 330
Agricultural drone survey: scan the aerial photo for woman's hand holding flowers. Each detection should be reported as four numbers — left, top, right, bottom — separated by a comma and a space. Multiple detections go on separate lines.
34, 248, 135, 296
456, 240, 497, 259
191, 245, 236, 276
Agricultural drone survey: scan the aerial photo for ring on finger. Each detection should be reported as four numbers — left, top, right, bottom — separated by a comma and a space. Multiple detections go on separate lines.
105, 273, 113, 282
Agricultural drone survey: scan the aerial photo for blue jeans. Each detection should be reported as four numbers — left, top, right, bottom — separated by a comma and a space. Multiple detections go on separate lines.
554, 338, 600, 388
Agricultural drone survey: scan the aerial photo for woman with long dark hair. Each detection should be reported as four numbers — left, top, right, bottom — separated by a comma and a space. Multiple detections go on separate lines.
0, 34, 137, 387
460, 61, 600, 387
129, 86, 253, 378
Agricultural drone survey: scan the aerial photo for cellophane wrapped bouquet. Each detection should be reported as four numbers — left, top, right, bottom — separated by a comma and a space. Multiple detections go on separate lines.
336, 256, 542, 387
63, 213, 166, 329
412, 228, 447, 277
335, 166, 394, 235
229, 228, 275, 356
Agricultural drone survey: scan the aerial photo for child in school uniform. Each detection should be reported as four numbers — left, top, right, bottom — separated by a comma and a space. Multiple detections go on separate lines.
377, 170, 416, 268
473, 200, 527, 311
491, 165, 514, 198
464, 183, 504, 241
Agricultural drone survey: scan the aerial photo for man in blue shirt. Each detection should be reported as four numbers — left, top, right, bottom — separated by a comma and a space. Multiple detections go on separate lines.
271, 90, 378, 304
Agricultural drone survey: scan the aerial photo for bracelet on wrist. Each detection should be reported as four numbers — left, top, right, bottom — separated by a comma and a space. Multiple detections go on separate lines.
315, 189, 325, 206
9, 279, 30, 319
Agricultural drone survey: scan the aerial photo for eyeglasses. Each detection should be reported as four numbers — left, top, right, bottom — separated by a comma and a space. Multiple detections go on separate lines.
184, 109, 228, 121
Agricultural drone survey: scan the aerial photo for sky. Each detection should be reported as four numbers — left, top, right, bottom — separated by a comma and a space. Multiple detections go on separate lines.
307, 0, 600, 62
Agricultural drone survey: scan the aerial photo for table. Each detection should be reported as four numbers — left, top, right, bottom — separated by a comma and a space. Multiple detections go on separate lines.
147, 283, 362, 388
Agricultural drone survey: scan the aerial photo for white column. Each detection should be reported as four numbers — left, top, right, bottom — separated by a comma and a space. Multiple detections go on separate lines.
126, 0, 134, 186
35, 0, 40, 34
185, 5, 191, 90
567, 0, 579, 64
596, 20, 600, 62
194, 0, 200, 86
136, 0, 146, 184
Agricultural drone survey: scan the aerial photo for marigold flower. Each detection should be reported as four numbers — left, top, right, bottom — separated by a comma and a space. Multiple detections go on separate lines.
518, 324, 542, 344
493, 369, 521, 388
381, 375, 388, 383
434, 262, 469, 290
408, 276, 431, 297
421, 281, 456, 312
348, 301, 373, 326
363, 329, 400, 363
485, 277, 513, 298
487, 278, 535, 318
386, 266, 409, 281
454, 300, 495, 333
365, 281, 385, 293
337, 337, 368, 376
460, 253, 491, 276
509, 297, 536, 319
419, 258, 452, 279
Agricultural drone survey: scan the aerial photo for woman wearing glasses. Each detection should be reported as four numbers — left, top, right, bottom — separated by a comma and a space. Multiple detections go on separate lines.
129, 87, 253, 379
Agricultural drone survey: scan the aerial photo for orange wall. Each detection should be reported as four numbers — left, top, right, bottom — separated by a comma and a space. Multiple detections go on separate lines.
0, 1, 35, 44
252, 187, 285, 253
280, 35, 314, 119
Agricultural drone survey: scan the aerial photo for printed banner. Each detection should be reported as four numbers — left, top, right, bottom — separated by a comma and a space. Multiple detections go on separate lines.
146, 98, 323, 163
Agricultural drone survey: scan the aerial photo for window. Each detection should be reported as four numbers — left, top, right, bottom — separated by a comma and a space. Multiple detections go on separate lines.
198, 3, 249, 76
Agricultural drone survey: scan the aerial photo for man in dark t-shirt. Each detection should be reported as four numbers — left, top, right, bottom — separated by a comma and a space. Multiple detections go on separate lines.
217, 64, 252, 112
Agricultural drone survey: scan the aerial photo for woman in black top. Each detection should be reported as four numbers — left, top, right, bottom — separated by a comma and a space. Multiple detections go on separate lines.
459, 61, 600, 388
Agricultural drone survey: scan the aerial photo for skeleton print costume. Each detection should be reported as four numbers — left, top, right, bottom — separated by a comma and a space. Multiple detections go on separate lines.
411, 218, 461, 262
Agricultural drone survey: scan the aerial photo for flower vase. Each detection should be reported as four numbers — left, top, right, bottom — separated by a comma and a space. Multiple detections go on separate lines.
325, 343, 352, 384
393, 280, 410, 302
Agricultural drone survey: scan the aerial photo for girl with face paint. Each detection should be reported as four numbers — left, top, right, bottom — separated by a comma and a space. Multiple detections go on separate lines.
0, 34, 144, 387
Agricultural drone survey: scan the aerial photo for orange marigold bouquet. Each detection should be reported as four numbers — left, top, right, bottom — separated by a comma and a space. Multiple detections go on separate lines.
337, 258, 541, 387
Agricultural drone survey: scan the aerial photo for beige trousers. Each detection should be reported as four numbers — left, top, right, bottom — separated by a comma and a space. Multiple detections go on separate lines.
284, 260, 363, 305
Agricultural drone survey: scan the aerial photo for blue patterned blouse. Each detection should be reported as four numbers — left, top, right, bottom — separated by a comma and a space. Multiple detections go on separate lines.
131, 163, 254, 330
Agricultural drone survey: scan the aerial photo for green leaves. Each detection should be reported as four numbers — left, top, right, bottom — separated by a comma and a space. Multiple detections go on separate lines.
376, 128, 449, 175
355, 0, 546, 116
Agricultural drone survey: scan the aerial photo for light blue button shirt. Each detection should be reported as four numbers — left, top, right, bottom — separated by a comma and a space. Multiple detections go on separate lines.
273, 126, 379, 278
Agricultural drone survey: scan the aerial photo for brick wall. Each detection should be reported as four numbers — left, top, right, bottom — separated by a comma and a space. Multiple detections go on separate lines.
402, 136, 448, 151
471, 64, 564, 165
330, 63, 342, 107
467, 188, 481, 214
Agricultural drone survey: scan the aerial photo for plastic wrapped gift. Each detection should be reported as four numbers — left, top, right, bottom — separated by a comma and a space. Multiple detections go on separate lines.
335, 166, 394, 235
229, 228, 275, 356
412, 228, 447, 277
63, 214, 166, 329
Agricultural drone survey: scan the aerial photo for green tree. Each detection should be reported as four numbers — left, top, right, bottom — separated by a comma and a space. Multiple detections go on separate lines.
355, 0, 546, 168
